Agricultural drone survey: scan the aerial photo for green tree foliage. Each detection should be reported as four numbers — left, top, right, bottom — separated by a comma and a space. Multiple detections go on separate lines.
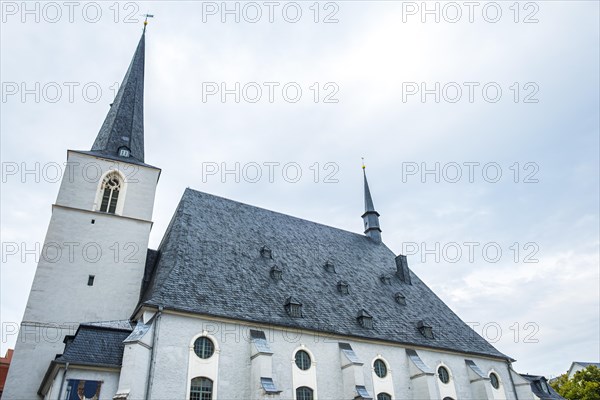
551, 365, 600, 400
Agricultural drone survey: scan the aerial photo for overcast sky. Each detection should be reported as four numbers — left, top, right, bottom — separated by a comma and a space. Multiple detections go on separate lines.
1, 1, 598, 377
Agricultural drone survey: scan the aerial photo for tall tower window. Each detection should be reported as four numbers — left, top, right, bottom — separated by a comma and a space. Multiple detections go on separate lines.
99, 173, 122, 214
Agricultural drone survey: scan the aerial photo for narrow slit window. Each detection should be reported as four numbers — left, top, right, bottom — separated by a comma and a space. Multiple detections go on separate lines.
87, 275, 95, 286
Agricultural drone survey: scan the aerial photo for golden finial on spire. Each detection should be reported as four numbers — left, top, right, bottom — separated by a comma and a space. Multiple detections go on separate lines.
361, 157, 366, 170
143, 13, 154, 32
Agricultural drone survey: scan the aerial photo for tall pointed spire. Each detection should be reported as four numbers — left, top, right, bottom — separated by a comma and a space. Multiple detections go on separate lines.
361, 162, 382, 243
91, 30, 146, 162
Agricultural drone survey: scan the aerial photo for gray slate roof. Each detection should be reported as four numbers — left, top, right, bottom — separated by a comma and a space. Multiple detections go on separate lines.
91, 32, 146, 163
55, 324, 132, 368
140, 188, 509, 360
573, 361, 600, 367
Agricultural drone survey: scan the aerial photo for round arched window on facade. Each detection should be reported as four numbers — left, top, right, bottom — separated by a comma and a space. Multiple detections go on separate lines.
377, 393, 392, 400
374, 359, 388, 378
295, 350, 312, 370
190, 377, 213, 399
438, 366, 450, 384
490, 372, 500, 389
193, 336, 215, 359
296, 386, 314, 400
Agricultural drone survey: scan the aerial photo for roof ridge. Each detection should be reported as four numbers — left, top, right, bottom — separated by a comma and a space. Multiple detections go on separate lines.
182, 187, 377, 242
78, 324, 133, 333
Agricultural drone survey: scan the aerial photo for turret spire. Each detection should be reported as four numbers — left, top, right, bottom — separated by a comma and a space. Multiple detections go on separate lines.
361, 161, 382, 243
91, 29, 146, 162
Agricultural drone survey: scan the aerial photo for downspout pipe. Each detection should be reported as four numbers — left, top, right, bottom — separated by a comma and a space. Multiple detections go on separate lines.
145, 306, 163, 400
507, 360, 520, 400
57, 362, 69, 399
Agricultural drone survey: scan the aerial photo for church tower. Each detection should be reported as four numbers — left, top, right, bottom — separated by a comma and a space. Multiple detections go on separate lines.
3, 29, 160, 399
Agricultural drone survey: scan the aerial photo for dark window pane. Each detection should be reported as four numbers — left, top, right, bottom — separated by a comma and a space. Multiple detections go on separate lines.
438, 366, 450, 384
190, 377, 212, 400
374, 359, 387, 378
296, 387, 313, 400
295, 350, 311, 370
490, 373, 500, 389
108, 189, 119, 213
100, 188, 111, 212
194, 337, 215, 359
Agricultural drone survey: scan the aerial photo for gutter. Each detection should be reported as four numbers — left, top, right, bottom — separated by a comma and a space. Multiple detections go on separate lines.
144, 305, 163, 400
507, 360, 520, 400
143, 302, 514, 363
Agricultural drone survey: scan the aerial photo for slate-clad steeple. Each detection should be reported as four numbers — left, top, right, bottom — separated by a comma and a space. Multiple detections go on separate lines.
362, 165, 382, 243
91, 31, 146, 162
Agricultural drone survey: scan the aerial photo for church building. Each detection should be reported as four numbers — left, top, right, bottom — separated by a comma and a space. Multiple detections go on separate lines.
3, 27, 564, 400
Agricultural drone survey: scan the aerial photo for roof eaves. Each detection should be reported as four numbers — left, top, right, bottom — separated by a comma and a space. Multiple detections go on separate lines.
146, 302, 513, 362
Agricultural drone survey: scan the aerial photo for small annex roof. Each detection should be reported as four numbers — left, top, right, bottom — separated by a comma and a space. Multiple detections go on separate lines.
39, 323, 133, 396
55, 323, 132, 368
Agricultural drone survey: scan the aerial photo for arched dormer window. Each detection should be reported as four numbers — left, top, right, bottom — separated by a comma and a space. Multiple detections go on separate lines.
99, 172, 122, 214
190, 377, 213, 399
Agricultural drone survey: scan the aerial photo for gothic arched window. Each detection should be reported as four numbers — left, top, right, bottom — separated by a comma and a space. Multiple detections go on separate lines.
99, 173, 122, 214
296, 386, 314, 400
190, 377, 213, 400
